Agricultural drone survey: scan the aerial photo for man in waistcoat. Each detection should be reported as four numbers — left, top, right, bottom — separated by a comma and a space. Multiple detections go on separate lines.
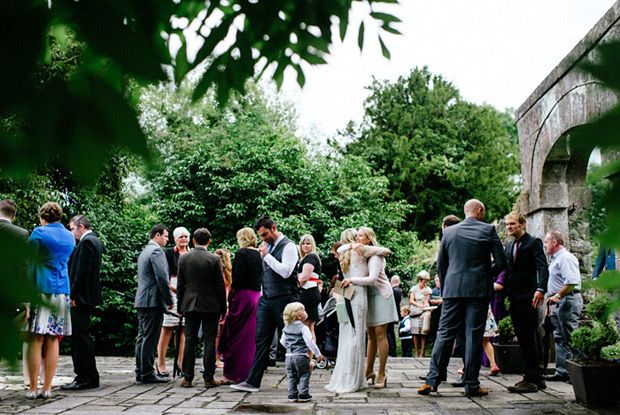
232, 216, 299, 392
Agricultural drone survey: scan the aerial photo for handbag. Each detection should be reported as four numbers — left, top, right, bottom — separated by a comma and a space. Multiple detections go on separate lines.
336, 302, 350, 323
421, 311, 432, 334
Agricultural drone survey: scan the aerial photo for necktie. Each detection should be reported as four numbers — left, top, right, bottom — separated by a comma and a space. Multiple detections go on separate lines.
268, 244, 273, 253
513, 241, 519, 261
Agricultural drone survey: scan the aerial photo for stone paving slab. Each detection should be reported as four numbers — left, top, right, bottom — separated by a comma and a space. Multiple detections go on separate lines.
1, 356, 619, 414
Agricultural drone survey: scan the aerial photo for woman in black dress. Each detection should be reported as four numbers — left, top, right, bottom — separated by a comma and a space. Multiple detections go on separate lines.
298, 234, 322, 360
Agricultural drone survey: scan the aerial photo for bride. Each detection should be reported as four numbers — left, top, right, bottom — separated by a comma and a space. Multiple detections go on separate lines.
325, 228, 391, 393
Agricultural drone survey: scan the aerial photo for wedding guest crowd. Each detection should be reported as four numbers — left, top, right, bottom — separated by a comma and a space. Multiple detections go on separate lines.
7, 197, 585, 401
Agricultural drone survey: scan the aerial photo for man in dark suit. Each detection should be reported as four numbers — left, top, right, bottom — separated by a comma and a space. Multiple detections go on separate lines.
177, 228, 226, 388
134, 224, 173, 383
504, 212, 548, 393
0, 200, 30, 317
419, 199, 506, 397
387, 275, 401, 357
61, 215, 103, 390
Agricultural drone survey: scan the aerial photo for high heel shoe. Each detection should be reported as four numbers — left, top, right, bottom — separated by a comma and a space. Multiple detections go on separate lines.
26, 390, 37, 400
37, 390, 52, 399
156, 368, 169, 377
366, 372, 377, 385
374, 376, 388, 389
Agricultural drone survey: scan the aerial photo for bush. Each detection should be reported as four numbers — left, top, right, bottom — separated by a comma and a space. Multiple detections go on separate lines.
571, 295, 620, 361
497, 316, 517, 344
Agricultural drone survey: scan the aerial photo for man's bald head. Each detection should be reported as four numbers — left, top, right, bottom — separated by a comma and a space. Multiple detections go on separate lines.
464, 199, 485, 220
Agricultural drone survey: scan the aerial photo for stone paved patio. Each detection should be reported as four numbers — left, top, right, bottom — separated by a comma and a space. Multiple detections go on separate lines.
1, 356, 619, 414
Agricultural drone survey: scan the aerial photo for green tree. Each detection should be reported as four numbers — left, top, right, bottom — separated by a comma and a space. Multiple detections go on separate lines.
342, 67, 521, 239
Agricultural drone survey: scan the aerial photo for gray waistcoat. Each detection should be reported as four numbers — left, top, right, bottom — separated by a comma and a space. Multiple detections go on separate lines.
262, 236, 298, 299
282, 323, 307, 354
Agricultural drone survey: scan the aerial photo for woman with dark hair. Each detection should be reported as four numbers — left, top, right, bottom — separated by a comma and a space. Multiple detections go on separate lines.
26, 202, 75, 399
217, 228, 262, 384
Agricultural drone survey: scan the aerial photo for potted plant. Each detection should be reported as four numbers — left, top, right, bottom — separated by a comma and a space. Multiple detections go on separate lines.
567, 295, 620, 406
492, 299, 525, 374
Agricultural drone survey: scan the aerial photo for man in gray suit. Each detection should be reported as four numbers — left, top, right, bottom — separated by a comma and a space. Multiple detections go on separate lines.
419, 199, 506, 397
177, 228, 226, 388
134, 224, 173, 383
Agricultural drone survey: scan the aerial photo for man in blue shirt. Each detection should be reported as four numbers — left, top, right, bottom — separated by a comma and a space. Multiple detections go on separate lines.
544, 230, 582, 383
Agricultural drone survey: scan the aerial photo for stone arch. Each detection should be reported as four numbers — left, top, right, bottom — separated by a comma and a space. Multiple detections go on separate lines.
516, 3, 620, 273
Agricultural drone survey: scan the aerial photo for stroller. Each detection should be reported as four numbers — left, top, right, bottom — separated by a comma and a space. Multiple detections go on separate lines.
314, 296, 339, 369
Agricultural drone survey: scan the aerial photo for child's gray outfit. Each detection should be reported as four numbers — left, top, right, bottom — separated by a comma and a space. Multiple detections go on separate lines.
280, 320, 322, 398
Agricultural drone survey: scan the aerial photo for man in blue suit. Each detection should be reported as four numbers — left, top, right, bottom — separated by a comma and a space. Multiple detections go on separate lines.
419, 199, 507, 397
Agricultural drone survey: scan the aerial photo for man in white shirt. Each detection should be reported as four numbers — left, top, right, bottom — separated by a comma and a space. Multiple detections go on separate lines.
232, 216, 299, 392
544, 230, 582, 383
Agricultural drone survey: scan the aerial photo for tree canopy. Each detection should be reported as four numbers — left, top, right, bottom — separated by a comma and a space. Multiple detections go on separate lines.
342, 67, 521, 239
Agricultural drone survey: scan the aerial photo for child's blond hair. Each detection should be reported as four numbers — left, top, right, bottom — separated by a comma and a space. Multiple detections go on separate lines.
283, 302, 305, 326
400, 305, 410, 315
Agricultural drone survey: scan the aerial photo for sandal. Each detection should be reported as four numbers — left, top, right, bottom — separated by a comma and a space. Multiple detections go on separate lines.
489, 364, 500, 376
219, 378, 236, 385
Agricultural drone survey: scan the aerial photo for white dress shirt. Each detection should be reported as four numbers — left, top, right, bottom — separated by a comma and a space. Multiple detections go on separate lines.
263, 234, 298, 278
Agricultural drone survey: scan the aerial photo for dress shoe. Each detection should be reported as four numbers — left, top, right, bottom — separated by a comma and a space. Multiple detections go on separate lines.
374, 376, 388, 389
156, 368, 169, 377
231, 381, 259, 392
203, 379, 221, 388
60, 380, 98, 390
507, 381, 538, 393
466, 387, 488, 397
535, 379, 547, 390
179, 379, 192, 388
141, 374, 170, 384
545, 373, 570, 382
366, 372, 377, 384
451, 379, 465, 387
26, 391, 38, 400
417, 384, 436, 395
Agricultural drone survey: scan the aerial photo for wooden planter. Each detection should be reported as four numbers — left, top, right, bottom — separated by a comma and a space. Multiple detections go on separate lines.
566, 359, 620, 406
492, 343, 524, 374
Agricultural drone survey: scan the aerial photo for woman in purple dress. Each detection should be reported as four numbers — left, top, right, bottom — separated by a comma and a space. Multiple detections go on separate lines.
217, 227, 263, 384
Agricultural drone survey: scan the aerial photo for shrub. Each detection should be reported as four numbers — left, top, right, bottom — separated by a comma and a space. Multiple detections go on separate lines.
571, 295, 620, 361
497, 316, 517, 344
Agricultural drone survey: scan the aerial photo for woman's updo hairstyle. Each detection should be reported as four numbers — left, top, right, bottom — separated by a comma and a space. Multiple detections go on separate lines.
39, 202, 63, 223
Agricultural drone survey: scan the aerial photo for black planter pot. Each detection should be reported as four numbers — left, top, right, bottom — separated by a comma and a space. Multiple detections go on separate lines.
566, 359, 620, 406
492, 343, 525, 374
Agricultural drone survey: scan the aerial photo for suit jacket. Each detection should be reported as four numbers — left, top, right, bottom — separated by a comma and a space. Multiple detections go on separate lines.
177, 246, 226, 315
0, 218, 30, 283
437, 216, 507, 299
505, 232, 548, 302
69, 232, 103, 307
135, 241, 173, 309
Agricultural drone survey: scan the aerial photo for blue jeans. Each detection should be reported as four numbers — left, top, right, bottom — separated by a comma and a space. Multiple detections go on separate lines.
550, 293, 582, 376
285, 355, 311, 396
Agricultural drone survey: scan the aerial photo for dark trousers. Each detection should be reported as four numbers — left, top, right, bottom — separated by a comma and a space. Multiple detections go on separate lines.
285, 355, 311, 396
183, 312, 219, 382
425, 298, 488, 393
70, 306, 99, 386
246, 295, 294, 387
135, 308, 164, 378
511, 300, 544, 382
400, 338, 412, 357
387, 322, 396, 357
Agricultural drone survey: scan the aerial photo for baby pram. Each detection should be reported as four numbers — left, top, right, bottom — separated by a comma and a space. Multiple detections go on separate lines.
314, 296, 339, 369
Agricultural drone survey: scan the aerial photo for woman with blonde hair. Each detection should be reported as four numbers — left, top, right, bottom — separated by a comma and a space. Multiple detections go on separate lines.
214, 248, 232, 368
410, 270, 432, 357
297, 234, 322, 362
26, 202, 75, 399
326, 227, 391, 393
339, 226, 396, 389
217, 228, 262, 384
158, 226, 190, 377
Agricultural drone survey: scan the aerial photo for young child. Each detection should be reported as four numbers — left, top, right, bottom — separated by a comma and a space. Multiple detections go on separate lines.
280, 302, 323, 402
399, 305, 412, 357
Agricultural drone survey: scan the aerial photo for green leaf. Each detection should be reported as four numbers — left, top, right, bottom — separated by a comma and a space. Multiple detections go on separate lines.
340, 11, 349, 42
382, 23, 402, 36
370, 12, 402, 24
379, 35, 390, 59
358, 21, 365, 50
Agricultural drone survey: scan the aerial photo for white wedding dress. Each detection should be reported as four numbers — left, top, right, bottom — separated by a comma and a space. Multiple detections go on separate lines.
325, 256, 369, 393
